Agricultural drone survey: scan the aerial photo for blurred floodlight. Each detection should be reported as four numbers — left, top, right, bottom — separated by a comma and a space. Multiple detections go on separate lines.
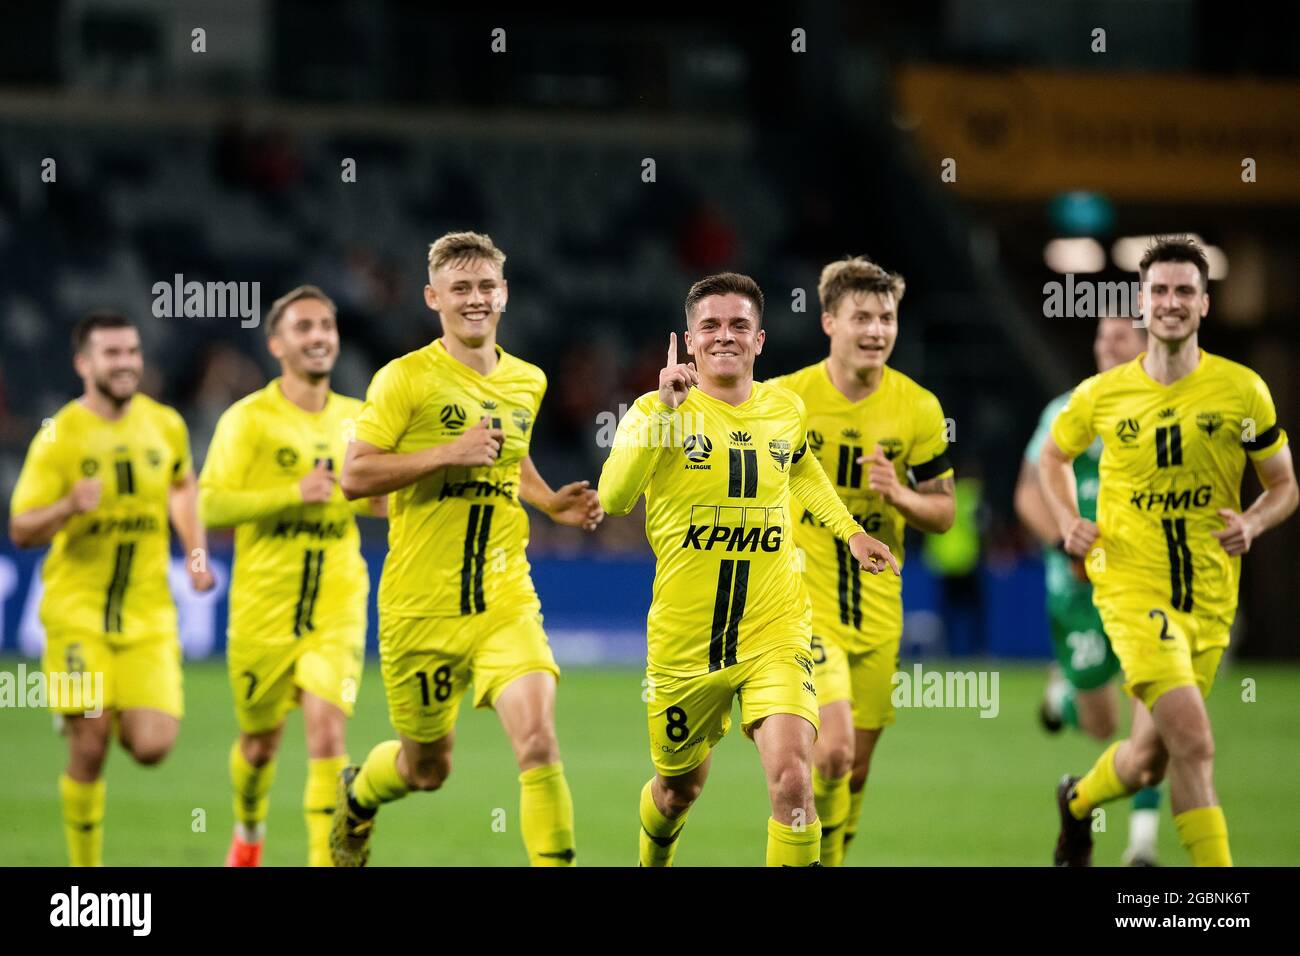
1044, 238, 1105, 274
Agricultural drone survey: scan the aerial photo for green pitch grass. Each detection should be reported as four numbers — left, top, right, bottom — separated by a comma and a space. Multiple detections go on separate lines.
1, 658, 1297, 866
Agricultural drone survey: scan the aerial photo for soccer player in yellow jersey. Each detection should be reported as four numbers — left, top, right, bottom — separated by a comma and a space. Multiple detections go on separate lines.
1040, 238, 1297, 866
332, 232, 602, 866
599, 272, 898, 867
9, 312, 214, 867
768, 257, 955, 866
199, 286, 387, 867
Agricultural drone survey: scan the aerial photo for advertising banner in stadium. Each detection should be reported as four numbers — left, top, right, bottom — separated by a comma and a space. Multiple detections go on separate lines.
894, 66, 1300, 203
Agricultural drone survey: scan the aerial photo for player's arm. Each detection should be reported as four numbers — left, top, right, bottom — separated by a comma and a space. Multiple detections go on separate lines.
598, 332, 696, 516
1038, 435, 1095, 558
790, 444, 899, 576
199, 408, 306, 526
169, 468, 215, 591
860, 444, 955, 534
165, 414, 214, 591
340, 418, 504, 500
1038, 381, 1101, 558
1014, 458, 1061, 545
8, 422, 95, 549
9, 483, 98, 548
519, 456, 603, 531
1213, 444, 1298, 556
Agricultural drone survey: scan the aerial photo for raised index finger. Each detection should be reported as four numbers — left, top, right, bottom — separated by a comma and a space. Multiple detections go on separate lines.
668, 331, 677, 367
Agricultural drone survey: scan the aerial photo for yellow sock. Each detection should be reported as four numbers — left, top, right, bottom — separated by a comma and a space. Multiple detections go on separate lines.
59, 775, 105, 867
812, 767, 851, 867
842, 785, 866, 857
229, 741, 276, 835
638, 780, 690, 867
1069, 741, 1133, 820
519, 762, 576, 866
351, 740, 409, 810
1174, 806, 1232, 867
305, 755, 347, 867
767, 815, 822, 867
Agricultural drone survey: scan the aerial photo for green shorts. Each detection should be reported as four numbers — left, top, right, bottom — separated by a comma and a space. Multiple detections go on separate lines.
1047, 590, 1121, 692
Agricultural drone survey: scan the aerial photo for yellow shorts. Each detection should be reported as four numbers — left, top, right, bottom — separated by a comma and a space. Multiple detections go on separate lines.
812, 634, 899, 731
227, 627, 365, 735
1097, 597, 1230, 710
42, 630, 183, 718
379, 602, 559, 743
646, 640, 820, 777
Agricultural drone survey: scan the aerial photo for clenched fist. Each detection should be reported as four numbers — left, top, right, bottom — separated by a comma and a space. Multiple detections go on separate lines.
299, 460, 336, 504
1060, 516, 1099, 559
69, 479, 102, 514
443, 417, 506, 468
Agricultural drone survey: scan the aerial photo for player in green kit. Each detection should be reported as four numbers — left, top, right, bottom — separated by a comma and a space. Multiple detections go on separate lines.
1016, 315, 1162, 865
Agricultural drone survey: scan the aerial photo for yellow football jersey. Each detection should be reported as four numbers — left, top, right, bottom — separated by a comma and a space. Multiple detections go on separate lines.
599, 382, 865, 677
354, 340, 546, 619
199, 380, 370, 643
1051, 350, 1288, 623
768, 362, 952, 653
11, 394, 192, 642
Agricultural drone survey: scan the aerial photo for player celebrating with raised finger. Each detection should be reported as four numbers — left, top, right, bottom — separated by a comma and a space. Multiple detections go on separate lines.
769, 256, 955, 865
599, 272, 897, 867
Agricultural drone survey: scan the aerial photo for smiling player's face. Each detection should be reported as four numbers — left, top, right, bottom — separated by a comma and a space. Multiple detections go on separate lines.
1140, 260, 1207, 347
684, 293, 765, 385
77, 327, 143, 406
270, 298, 339, 382
426, 258, 507, 349
823, 290, 898, 377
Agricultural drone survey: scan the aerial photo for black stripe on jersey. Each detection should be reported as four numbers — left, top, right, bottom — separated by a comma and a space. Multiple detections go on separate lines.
1170, 425, 1183, 465
1243, 422, 1281, 450
303, 549, 325, 633
114, 460, 135, 496
709, 560, 734, 671
723, 560, 749, 667
728, 449, 743, 497
460, 505, 482, 615
1161, 519, 1182, 610
836, 446, 850, 486
849, 547, 862, 630
1155, 428, 1169, 468
1161, 518, 1194, 613
742, 449, 758, 498
293, 549, 325, 636
103, 542, 135, 633
472, 504, 494, 613
1174, 517, 1193, 612
834, 539, 849, 626
849, 449, 863, 489
911, 452, 952, 483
